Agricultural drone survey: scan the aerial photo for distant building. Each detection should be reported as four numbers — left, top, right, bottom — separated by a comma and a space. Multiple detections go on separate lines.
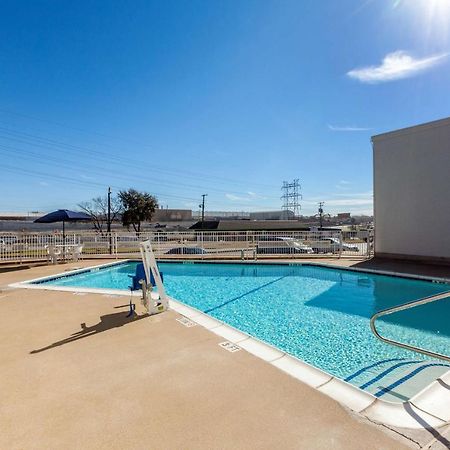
190, 220, 309, 232
372, 117, 450, 263
249, 210, 295, 220
152, 209, 192, 222
336, 213, 351, 220
203, 211, 250, 220
0, 211, 44, 220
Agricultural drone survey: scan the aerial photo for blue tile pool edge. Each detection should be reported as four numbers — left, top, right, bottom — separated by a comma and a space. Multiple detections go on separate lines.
10, 257, 450, 287
8, 260, 144, 297
8, 259, 450, 429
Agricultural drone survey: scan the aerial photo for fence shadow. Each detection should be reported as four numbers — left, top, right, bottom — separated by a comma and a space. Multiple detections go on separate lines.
403, 403, 450, 448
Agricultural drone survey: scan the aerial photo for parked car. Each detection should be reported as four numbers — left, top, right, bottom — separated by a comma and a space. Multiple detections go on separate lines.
310, 237, 359, 254
256, 237, 314, 255
0, 236, 18, 250
165, 247, 208, 255
116, 235, 140, 242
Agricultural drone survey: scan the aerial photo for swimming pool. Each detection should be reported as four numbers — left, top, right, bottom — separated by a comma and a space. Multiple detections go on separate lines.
30, 261, 450, 403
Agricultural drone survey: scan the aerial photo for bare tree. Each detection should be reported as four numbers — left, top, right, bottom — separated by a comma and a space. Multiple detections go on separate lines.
78, 195, 122, 234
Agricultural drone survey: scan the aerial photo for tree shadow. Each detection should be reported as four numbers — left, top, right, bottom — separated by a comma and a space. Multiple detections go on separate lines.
30, 311, 149, 354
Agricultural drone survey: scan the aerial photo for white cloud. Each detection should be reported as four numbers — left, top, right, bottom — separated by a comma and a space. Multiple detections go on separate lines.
347, 51, 448, 83
225, 193, 250, 202
303, 198, 372, 207
302, 191, 373, 215
335, 180, 351, 190
225, 191, 266, 202
334, 190, 373, 198
328, 124, 372, 131
320, 198, 372, 207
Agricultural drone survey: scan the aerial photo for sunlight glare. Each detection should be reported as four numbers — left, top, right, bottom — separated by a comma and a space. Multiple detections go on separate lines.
396, 0, 450, 45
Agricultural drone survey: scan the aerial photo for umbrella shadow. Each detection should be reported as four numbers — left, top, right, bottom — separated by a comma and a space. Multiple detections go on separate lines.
30, 310, 149, 354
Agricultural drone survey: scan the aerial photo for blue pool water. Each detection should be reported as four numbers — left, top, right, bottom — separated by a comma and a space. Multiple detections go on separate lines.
36, 261, 450, 400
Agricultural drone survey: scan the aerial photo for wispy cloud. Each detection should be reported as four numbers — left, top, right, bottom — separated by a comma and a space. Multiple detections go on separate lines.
328, 124, 372, 132
39, 181, 49, 186
334, 190, 372, 198
225, 193, 250, 202
335, 180, 351, 190
347, 51, 448, 83
225, 194, 251, 202
225, 191, 266, 202
302, 191, 373, 215
247, 191, 266, 199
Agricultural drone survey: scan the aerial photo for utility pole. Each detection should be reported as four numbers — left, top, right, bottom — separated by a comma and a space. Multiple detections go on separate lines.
318, 202, 325, 228
199, 194, 207, 229
107, 187, 112, 254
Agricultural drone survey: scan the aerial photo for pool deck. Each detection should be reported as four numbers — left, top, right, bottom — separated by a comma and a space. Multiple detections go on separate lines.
1, 258, 449, 449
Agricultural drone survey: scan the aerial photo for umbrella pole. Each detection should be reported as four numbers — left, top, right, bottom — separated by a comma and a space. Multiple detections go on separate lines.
63, 220, 65, 261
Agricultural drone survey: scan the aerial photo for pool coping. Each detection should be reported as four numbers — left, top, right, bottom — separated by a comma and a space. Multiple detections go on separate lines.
8, 258, 450, 430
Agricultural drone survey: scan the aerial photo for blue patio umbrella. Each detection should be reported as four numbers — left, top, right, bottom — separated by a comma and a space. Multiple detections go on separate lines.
34, 209, 92, 241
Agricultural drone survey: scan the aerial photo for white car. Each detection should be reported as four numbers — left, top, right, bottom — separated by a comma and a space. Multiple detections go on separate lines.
310, 237, 359, 253
257, 237, 314, 254
0, 236, 18, 250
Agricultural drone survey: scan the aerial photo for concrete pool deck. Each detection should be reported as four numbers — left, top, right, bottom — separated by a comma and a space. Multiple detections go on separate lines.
1, 258, 449, 449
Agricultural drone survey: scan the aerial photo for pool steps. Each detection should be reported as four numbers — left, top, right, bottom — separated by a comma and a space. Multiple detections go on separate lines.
169, 297, 450, 429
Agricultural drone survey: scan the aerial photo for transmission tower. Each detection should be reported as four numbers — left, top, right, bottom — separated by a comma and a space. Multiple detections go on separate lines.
281, 179, 302, 220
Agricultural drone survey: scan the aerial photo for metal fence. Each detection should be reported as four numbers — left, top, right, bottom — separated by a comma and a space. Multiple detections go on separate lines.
0, 230, 373, 263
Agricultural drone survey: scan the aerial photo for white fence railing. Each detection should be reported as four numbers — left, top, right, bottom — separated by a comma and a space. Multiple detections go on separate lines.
0, 230, 373, 263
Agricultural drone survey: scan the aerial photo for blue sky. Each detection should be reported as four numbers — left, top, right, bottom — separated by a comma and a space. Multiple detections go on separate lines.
1, 0, 449, 216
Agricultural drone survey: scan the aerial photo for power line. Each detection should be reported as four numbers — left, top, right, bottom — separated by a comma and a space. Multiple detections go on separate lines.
0, 111, 292, 210
0, 129, 281, 200
1, 164, 199, 202
0, 115, 280, 190
0, 142, 280, 203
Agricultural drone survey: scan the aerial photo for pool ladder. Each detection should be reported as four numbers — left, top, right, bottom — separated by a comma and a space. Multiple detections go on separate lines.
370, 291, 450, 363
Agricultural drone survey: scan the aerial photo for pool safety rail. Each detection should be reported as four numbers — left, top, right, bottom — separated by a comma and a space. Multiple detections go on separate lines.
169, 296, 450, 429
0, 229, 373, 263
370, 291, 450, 363
139, 240, 168, 315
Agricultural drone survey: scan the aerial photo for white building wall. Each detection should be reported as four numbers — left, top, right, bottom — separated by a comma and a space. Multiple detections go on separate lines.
372, 117, 450, 262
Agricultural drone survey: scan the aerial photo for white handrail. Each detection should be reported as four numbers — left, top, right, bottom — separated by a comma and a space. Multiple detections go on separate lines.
370, 291, 450, 362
